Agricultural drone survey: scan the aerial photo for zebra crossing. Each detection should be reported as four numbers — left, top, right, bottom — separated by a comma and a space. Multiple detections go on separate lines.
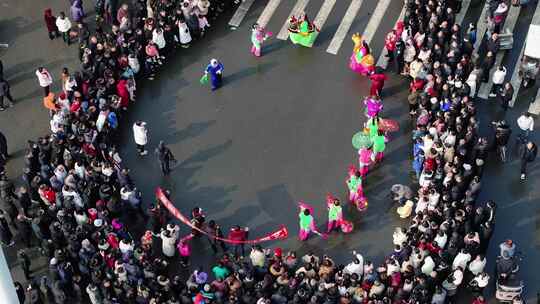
228, 0, 407, 56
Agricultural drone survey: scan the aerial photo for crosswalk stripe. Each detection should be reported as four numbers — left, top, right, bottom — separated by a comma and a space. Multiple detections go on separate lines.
528, 2, 540, 114
277, 0, 311, 40
228, 0, 256, 28
362, 0, 392, 44
509, 42, 526, 107
310, 0, 337, 43
326, 0, 363, 55
257, 0, 283, 28
472, 2, 489, 58
376, 4, 406, 68
456, 0, 471, 25
477, 5, 521, 99
529, 88, 540, 115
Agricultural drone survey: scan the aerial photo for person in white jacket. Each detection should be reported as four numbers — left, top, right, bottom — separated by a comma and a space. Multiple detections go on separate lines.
177, 19, 192, 48
133, 121, 148, 155
55, 12, 72, 45
452, 249, 472, 270
344, 251, 364, 278
152, 27, 166, 51
468, 254, 487, 276
517, 112, 534, 138
35, 67, 53, 97
489, 65, 507, 97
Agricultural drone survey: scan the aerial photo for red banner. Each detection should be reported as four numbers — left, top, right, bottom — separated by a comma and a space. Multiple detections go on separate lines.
155, 187, 288, 244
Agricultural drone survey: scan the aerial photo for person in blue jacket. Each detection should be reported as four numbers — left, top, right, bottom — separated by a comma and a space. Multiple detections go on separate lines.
205, 59, 224, 91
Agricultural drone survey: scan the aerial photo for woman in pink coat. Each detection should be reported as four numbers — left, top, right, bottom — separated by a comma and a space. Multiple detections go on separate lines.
358, 146, 373, 177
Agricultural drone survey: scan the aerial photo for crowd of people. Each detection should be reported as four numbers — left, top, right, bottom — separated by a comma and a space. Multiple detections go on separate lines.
0, 0, 535, 303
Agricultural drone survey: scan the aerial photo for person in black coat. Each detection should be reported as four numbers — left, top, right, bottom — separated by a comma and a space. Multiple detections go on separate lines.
497, 82, 513, 116
0, 210, 13, 246
521, 141, 538, 180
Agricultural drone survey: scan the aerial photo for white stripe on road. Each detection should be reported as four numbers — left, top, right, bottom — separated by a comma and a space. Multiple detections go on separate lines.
326, 0, 363, 55
509, 41, 526, 107
472, 2, 489, 58
277, 0, 311, 40
376, 4, 406, 68
526, 1, 540, 112
477, 5, 521, 99
529, 90, 540, 115
228, 0, 256, 28
456, 0, 471, 25
310, 0, 337, 44
362, 0, 392, 44
257, 0, 282, 28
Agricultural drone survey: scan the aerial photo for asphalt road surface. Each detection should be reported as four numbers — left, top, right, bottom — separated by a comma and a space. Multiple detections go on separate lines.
2, 0, 540, 301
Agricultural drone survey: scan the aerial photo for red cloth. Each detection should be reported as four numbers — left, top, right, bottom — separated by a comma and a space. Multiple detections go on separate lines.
107, 233, 120, 249
424, 157, 436, 172
70, 101, 81, 113
116, 79, 129, 108
228, 228, 247, 242
369, 73, 387, 96
472, 299, 487, 304
44, 9, 58, 32
384, 32, 397, 51
43, 188, 56, 204
410, 79, 425, 92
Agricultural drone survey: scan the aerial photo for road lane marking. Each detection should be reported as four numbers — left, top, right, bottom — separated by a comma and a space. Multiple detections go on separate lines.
310, 0, 337, 44
228, 0, 256, 28
257, 0, 282, 28
456, 0, 471, 25
326, 0, 363, 55
362, 0, 391, 44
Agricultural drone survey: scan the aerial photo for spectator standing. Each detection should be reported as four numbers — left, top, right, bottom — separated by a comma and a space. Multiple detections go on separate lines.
70, 0, 85, 24
489, 65, 506, 98
0, 77, 14, 111
517, 112, 534, 138
55, 12, 72, 45
35, 67, 53, 97
228, 225, 248, 258
155, 141, 176, 175
44, 9, 59, 40
520, 141, 538, 180
132, 121, 148, 156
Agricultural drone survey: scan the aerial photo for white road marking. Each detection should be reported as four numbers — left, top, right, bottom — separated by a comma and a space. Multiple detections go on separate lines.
310, 0, 337, 44
362, 0, 392, 44
326, 0, 363, 55
228, 0, 256, 28
257, 0, 283, 28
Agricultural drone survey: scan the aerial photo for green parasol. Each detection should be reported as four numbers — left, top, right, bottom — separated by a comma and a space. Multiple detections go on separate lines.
352, 132, 372, 149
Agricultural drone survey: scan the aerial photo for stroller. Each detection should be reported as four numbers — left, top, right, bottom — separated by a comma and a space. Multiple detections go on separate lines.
390, 184, 413, 204
495, 253, 525, 303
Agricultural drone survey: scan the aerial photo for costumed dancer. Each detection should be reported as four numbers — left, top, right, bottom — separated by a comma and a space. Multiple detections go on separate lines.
288, 14, 318, 47
326, 195, 343, 233
298, 202, 323, 241
349, 33, 375, 75
346, 165, 367, 211
250, 23, 272, 57
372, 130, 386, 163
364, 96, 383, 119
358, 144, 373, 177
205, 59, 224, 91
326, 194, 353, 233
369, 68, 388, 97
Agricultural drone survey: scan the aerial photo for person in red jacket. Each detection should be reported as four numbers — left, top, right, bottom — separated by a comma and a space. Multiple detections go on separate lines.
472, 295, 486, 304
228, 225, 249, 258
369, 69, 388, 97
44, 9, 59, 40
116, 78, 130, 110
384, 29, 397, 62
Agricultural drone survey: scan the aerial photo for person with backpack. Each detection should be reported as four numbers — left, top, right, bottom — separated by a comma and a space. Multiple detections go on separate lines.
520, 141, 538, 180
